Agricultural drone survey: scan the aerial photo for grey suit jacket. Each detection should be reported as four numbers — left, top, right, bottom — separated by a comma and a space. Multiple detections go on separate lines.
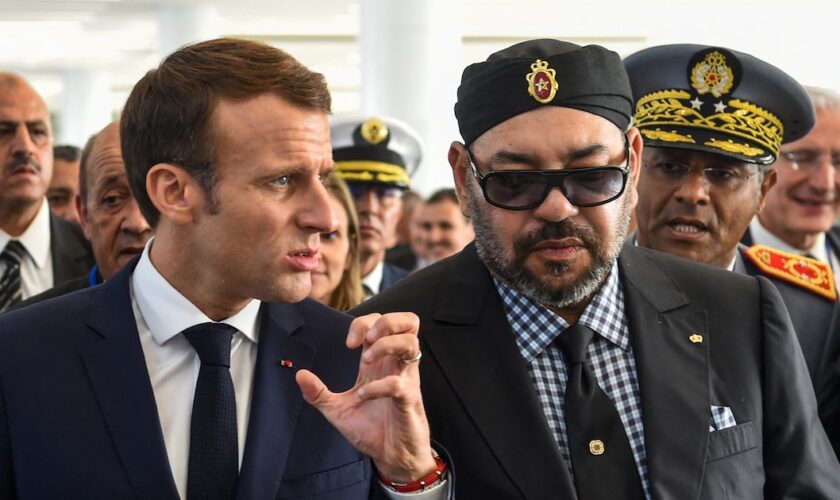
355, 242, 840, 499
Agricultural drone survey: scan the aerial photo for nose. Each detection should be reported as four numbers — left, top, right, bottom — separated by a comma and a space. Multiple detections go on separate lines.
354, 188, 380, 215
673, 169, 711, 205
300, 178, 337, 234
532, 186, 579, 222
121, 200, 152, 235
807, 156, 837, 193
10, 125, 36, 157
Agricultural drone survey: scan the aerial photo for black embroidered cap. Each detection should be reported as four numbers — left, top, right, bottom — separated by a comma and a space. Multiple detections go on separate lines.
454, 38, 633, 146
624, 44, 815, 164
331, 116, 422, 189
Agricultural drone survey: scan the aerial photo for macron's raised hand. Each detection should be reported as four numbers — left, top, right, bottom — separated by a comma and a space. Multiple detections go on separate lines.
296, 312, 436, 482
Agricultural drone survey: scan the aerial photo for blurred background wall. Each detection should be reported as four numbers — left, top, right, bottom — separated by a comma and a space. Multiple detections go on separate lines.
2, 0, 837, 195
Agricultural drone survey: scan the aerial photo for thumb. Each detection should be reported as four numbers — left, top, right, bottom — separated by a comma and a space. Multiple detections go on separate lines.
296, 369, 335, 408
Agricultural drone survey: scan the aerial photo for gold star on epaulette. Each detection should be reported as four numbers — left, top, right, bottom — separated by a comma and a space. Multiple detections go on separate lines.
743, 245, 837, 301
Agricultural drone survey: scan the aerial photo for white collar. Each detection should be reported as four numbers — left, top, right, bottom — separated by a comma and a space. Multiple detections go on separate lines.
750, 218, 828, 262
131, 237, 261, 346
362, 259, 384, 295
0, 198, 51, 268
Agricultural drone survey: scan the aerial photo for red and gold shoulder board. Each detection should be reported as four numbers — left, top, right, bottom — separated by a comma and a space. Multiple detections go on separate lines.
743, 245, 837, 301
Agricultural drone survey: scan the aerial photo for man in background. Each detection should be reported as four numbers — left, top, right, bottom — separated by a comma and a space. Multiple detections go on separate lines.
385, 189, 423, 271
745, 87, 840, 279
47, 144, 81, 225
626, 43, 840, 456
14, 120, 152, 306
332, 116, 422, 297
0, 72, 92, 311
411, 188, 473, 269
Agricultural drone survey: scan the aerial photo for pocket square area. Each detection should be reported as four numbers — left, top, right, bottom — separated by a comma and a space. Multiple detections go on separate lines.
709, 405, 737, 432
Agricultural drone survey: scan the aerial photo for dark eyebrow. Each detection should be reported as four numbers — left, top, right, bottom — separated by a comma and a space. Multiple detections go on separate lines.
489, 143, 613, 167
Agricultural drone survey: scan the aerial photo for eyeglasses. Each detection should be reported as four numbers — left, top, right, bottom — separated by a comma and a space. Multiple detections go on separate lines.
643, 160, 761, 192
779, 150, 840, 172
347, 183, 402, 207
467, 137, 631, 210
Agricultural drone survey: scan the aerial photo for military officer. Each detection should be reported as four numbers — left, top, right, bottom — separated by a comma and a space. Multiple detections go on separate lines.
626, 43, 840, 456
332, 116, 422, 297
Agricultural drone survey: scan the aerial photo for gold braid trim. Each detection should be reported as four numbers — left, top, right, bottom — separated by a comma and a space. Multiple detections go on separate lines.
634, 90, 784, 157
335, 161, 411, 186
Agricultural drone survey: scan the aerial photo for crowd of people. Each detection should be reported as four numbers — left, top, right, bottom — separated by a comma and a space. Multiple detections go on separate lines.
0, 34, 839, 499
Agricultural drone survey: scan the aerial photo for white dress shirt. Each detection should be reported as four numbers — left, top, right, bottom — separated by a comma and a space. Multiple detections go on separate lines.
130, 240, 260, 499
130, 240, 446, 499
0, 198, 54, 298
362, 259, 385, 297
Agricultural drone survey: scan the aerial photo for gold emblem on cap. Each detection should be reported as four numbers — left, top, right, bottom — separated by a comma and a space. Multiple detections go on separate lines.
360, 117, 389, 145
691, 51, 734, 98
526, 59, 558, 104
589, 440, 605, 455
689, 333, 703, 344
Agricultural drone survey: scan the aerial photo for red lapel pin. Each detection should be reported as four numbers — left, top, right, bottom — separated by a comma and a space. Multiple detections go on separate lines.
279, 359, 294, 368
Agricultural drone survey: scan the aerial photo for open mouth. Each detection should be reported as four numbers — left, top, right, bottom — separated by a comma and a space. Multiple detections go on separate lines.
287, 249, 320, 272
666, 219, 708, 239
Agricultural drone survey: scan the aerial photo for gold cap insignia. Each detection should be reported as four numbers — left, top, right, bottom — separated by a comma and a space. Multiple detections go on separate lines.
589, 439, 605, 456
691, 50, 734, 98
360, 117, 389, 145
689, 333, 703, 344
744, 245, 837, 301
632, 47, 784, 162
526, 59, 558, 104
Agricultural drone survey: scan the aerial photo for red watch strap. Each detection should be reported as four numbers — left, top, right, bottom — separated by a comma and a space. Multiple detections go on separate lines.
378, 454, 448, 493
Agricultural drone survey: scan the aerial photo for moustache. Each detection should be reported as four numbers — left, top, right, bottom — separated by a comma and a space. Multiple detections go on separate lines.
6, 155, 42, 173
512, 219, 600, 255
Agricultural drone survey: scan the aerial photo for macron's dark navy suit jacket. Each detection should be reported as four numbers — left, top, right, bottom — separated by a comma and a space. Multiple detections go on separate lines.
0, 258, 379, 499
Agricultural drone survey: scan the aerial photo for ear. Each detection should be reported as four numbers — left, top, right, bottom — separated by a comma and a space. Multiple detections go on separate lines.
625, 128, 644, 211
146, 163, 202, 225
76, 194, 91, 240
757, 168, 777, 213
448, 141, 471, 218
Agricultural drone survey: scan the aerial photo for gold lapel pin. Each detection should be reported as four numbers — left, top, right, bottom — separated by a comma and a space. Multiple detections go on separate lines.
689, 333, 703, 344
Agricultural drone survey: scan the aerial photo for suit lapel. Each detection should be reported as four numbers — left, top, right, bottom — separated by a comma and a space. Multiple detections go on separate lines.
49, 213, 92, 284
79, 261, 178, 499
236, 302, 313, 500
619, 246, 710, 500
424, 245, 575, 498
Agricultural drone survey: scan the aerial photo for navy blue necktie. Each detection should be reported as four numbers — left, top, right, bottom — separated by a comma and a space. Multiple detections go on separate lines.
556, 323, 644, 500
183, 322, 239, 500
0, 241, 26, 312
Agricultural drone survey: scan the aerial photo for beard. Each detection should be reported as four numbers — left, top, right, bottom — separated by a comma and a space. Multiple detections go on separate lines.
467, 184, 631, 308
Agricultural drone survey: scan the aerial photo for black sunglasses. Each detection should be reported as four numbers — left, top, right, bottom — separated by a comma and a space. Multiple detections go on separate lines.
467, 136, 631, 210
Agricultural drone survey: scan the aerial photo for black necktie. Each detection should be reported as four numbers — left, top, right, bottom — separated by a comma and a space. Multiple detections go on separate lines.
183, 322, 239, 500
556, 323, 644, 500
0, 241, 26, 312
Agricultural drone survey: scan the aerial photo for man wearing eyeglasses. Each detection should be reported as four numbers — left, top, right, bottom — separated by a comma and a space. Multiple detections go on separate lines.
745, 88, 840, 279
332, 116, 421, 298
354, 38, 840, 498
627, 44, 840, 458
